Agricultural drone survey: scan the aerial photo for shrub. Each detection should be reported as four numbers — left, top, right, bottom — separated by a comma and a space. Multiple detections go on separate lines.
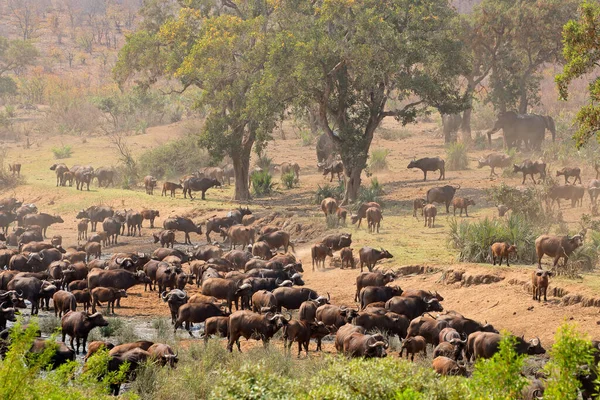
485, 183, 548, 225
300, 130, 314, 146
357, 178, 384, 205
138, 134, 210, 180
448, 214, 540, 264
251, 170, 276, 196
369, 149, 390, 172
543, 324, 595, 400
377, 127, 412, 141
446, 142, 469, 171
281, 171, 297, 189
255, 154, 273, 171
471, 100, 497, 131
468, 333, 527, 399
0, 150, 22, 189
314, 181, 345, 204
51, 144, 73, 159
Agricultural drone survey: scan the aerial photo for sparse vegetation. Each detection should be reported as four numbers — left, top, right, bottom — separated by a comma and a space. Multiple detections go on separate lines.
281, 171, 297, 189
377, 127, 412, 141
446, 142, 469, 171
138, 134, 210, 180
314, 181, 345, 204
51, 144, 72, 159
251, 170, 276, 196
486, 183, 548, 225
369, 149, 390, 172
357, 178, 384, 205
448, 214, 540, 264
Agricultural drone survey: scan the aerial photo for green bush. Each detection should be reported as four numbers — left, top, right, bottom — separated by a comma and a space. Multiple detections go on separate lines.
448, 214, 540, 264
256, 154, 273, 171
281, 171, 297, 189
51, 144, 73, 159
357, 178, 384, 205
314, 181, 345, 204
486, 183, 548, 225
468, 333, 527, 399
369, 149, 390, 172
251, 170, 276, 196
138, 134, 210, 180
300, 130, 314, 146
543, 323, 595, 399
446, 142, 469, 171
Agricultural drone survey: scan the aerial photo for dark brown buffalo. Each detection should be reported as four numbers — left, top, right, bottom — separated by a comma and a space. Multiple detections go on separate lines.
407, 157, 445, 181
30, 339, 75, 370
205, 216, 236, 242
322, 160, 344, 182
20, 241, 53, 253
163, 216, 202, 245
102, 217, 121, 245
513, 160, 547, 184
359, 285, 403, 310
358, 247, 393, 272
109, 341, 154, 357
162, 289, 188, 324
155, 263, 180, 296
68, 280, 88, 291
93, 167, 114, 187
174, 302, 228, 335
467, 332, 545, 361
53, 290, 77, 317
385, 296, 443, 320
61, 311, 109, 354
221, 225, 255, 250
227, 310, 290, 352
201, 278, 240, 312
7, 276, 55, 314
311, 243, 333, 271
202, 316, 229, 343
144, 175, 158, 195
366, 207, 383, 233
84, 242, 101, 262
556, 166, 582, 185
354, 311, 409, 338
141, 209, 160, 228
15, 204, 38, 225
432, 356, 467, 376
182, 177, 221, 200
426, 185, 461, 213
283, 320, 331, 356
74, 168, 93, 191
76, 206, 114, 232
251, 241, 273, 260
106, 348, 151, 395
258, 230, 294, 253
151, 230, 174, 249
401, 289, 444, 301
354, 271, 396, 302
343, 332, 388, 358
298, 300, 322, 323
125, 210, 142, 236
251, 290, 278, 313
319, 233, 352, 251
72, 289, 91, 312
452, 197, 475, 217
0, 303, 17, 330
84, 340, 114, 361
316, 304, 358, 329
191, 245, 223, 261
433, 339, 466, 361
224, 250, 253, 270
147, 343, 178, 367
351, 202, 381, 228
50, 163, 69, 186
91, 287, 128, 314
162, 182, 183, 197
399, 335, 427, 361
340, 247, 355, 269
535, 234, 583, 269
438, 315, 498, 337
406, 316, 449, 345
87, 269, 151, 293
21, 213, 63, 238
334, 323, 365, 352
273, 287, 320, 312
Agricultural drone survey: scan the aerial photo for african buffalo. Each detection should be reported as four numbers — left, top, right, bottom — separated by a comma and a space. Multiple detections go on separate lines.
163, 216, 202, 245
426, 185, 460, 213
227, 310, 290, 352
61, 311, 109, 354
407, 157, 445, 181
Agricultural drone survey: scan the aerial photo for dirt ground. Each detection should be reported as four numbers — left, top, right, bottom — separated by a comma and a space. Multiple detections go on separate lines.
2, 116, 600, 349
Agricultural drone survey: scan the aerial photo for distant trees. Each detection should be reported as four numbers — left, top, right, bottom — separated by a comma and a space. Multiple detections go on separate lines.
557, 1, 600, 148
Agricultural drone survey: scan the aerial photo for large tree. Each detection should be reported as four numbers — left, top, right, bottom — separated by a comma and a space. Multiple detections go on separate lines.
272, 0, 468, 203
115, 2, 286, 200
557, 1, 600, 147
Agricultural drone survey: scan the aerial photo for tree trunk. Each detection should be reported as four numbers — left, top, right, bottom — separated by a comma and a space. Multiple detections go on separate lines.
233, 155, 250, 201
518, 87, 528, 114
461, 107, 473, 140
342, 166, 362, 205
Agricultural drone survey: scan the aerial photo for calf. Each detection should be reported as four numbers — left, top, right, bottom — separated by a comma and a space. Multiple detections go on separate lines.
72, 289, 91, 312
311, 243, 333, 271
358, 247, 393, 273
532, 269, 553, 302
153, 230, 175, 248
432, 356, 467, 376
366, 207, 383, 233
84, 242, 101, 262
452, 197, 475, 217
399, 335, 427, 361
513, 160, 547, 184
53, 290, 77, 317
433, 339, 466, 361
283, 320, 331, 357
490, 242, 517, 266
162, 182, 182, 197
340, 247, 355, 269
202, 316, 229, 343
413, 199, 426, 218
8, 163, 21, 176
252, 241, 273, 260
556, 167, 582, 185
355, 271, 397, 302
141, 209, 160, 228
320, 197, 338, 220
423, 204, 437, 228
322, 160, 344, 182
91, 287, 128, 314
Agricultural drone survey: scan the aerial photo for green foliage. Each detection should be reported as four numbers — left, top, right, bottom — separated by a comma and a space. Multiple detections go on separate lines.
0, 37, 39, 78
468, 333, 528, 399
448, 214, 540, 264
281, 171, 297, 189
556, 1, 600, 147
485, 183, 547, 224
0, 77, 17, 99
446, 142, 469, 171
544, 324, 595, 400
251, 170, 276, 196
51, 144, 73, 159
369, 149, 390, 172
299, 130, 314, 147
138, 134, 210, 180
358, 178, 384, 205
255, 154, 273, 171
314, 181, 345, 205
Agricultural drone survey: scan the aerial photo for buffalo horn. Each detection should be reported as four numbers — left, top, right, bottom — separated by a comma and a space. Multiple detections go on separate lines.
369, 340, 385, 348
161, 291, 169, 301
0, 302, 7, 311
177, 290, 187, 299
285, 311, 292, 322
426, 298, 436, 304
327, 292, 330, 301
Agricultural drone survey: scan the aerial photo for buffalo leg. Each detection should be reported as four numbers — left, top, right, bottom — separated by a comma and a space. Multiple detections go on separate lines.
70, 337, 75, 353
423, 171, 427, 181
